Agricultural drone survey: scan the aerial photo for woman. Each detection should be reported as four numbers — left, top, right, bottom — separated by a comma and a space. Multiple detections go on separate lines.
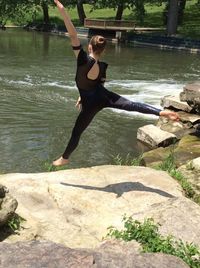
53, 0, 179, 166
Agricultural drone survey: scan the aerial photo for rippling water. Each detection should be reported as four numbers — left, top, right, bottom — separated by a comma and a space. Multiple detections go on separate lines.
0, 29, 199, 173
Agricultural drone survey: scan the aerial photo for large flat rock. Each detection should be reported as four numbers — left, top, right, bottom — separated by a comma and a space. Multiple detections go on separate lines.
0, 166, 185, 248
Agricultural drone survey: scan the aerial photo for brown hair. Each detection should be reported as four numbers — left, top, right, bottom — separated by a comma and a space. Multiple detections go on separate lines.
89, 35, 107, 55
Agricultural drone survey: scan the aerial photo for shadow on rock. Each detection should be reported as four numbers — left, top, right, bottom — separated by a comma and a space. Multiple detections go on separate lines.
60, 181, 174, 198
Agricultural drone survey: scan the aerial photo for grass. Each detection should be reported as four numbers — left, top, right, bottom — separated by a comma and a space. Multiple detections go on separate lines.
43, 161, 69, 172
155, 150, 195, 199
7, 214, 26, 232
112, 153, 143, 166
107, 216, 200, 268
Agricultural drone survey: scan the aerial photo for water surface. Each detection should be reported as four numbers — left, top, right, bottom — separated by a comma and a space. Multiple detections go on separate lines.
0, 29, 199, 172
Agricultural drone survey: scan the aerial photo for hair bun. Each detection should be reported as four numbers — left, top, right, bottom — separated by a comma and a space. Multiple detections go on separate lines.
89, 35, 107, 55
98, 37, 104, 43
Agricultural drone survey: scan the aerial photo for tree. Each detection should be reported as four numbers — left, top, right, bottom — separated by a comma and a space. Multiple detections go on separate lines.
41, 0, 50, 24
76, 0, 86, 25
166, 0, 179, 36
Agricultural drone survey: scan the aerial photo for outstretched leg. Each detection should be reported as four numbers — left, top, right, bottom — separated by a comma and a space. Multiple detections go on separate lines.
106, 91, 161, 115
53, 106, 100, 166
105, 90, 179, 120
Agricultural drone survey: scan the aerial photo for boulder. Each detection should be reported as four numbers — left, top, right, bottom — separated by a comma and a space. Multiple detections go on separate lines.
0, 166, 200, 251
157, 116, 195, 139
143, 134, 200, 168
177, 110, 200, 124
180, 82, 200, 114
0, 240, 190, 268
161, 95, 192, 112
189, 156, 200, 171
137, 124, 177, 148
0, 185, 18, 227
156, 109, 200, 139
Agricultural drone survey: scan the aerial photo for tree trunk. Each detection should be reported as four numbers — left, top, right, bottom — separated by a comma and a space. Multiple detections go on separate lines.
134, 0, 145, 24
166, 0, 179, 36
77, 0, 86, 25
41, 1, 49, 24
115, 4, 124, 20
178, 0, 186, 25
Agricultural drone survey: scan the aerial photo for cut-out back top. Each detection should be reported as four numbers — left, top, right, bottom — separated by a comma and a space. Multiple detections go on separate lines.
75, 48, 108, 91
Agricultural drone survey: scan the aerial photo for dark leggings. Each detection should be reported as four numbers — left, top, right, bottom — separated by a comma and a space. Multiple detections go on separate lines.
62, 90, 161, 159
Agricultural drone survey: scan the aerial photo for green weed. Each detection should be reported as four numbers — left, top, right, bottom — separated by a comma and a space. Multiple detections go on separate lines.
107, 216, 200, 268
7, 214, 26, 232
113, 153, 143, 166
156, 151, 195, 199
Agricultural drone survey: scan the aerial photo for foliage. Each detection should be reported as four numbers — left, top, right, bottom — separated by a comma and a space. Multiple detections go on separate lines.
7, 213, 26, 232
113, 153, 143, 166
156, 150, 195, 199
43, 161, 69, 172
107, 216, 200, 268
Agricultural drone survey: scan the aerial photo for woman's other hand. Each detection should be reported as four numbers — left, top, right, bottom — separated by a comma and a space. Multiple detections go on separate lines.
160, 110, 180, 121
75, 97, 82, 111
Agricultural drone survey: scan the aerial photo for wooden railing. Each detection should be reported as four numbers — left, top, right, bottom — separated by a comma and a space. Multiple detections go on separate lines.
84, 19, 135, 31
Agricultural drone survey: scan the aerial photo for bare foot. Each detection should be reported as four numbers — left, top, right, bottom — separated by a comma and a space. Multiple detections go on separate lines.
160, 110, 180, 121
52, 156, 69, 166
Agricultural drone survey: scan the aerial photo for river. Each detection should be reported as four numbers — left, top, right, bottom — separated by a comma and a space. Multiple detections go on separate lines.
0, 29, 199, 173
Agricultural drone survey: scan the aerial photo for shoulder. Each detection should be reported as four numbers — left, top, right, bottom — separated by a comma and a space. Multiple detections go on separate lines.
76, 47, 89, 66
99, 61, 108, 69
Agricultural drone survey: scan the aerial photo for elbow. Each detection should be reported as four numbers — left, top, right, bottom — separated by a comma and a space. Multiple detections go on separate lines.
69, 33, 78, 40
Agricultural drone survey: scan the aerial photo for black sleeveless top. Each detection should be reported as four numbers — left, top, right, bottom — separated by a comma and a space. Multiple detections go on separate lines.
75, 48, 108, 91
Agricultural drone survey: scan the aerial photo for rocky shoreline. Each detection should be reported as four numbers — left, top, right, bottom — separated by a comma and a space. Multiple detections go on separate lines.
137, 81, 200, 203
0, 165, 200, 267
0, 82, 200, 267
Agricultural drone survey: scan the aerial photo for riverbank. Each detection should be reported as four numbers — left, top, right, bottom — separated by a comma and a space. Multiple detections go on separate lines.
18, 22, 200, 53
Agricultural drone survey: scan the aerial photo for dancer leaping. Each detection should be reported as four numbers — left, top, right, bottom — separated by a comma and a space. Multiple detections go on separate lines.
53, 0, 179, 166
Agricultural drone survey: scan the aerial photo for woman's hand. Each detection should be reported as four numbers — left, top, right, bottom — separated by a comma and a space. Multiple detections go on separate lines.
75, 97, 82, 111
160, 110, 180, 121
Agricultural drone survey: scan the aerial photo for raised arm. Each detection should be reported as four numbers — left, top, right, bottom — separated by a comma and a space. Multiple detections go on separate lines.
54, 0, 81, 57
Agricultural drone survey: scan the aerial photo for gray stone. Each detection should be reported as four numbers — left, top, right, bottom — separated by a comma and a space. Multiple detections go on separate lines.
161, 95, 192, 112
190, 157, 200, 171
0, 184, 8, 198
157, 116, 195, 139
178, 110, 200, 124
0, 194, 18, 227
137, 124, 177, 148
180, 83, 200, 113
0, 240, 190, 268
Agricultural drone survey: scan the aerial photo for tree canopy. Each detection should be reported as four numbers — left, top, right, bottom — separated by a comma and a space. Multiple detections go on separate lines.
0, 0, 197, 36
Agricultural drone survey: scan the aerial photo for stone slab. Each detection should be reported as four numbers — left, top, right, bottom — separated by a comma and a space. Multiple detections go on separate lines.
137, 124, 177, 148
0, 240, 190, 268
161, 95, 192, 112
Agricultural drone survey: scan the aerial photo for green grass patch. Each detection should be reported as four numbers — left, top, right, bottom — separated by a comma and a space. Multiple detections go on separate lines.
107, 216, 200, 268
156, 151, 195, 199
7, 214, 26, 232
43, 161, 69, 172
112, 153, 143, 166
